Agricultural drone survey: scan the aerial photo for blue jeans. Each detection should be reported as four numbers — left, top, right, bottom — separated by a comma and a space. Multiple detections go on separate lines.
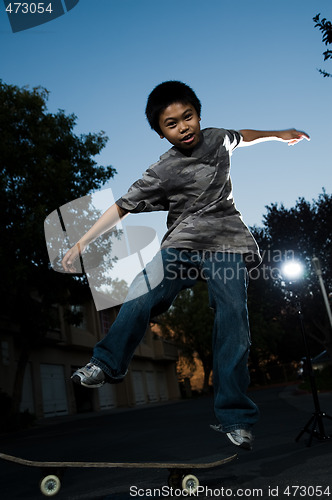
91, 248, 259, 432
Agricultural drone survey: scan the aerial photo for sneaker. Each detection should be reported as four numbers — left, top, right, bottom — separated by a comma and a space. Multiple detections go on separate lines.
210, 424, 254, 450
71, 363, 106, 388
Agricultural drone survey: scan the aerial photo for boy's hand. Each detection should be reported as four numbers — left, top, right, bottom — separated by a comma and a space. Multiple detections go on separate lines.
62, 242, 85, 273
278, 129, 310, 146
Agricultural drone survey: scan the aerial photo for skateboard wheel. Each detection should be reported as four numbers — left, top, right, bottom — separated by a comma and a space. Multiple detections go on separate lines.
181, 474, 199, 494
39, 475, 61, 496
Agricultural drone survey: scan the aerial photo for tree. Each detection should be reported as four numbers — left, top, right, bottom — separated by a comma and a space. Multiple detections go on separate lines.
245, 235, 289, 384
0, 81, 116, 418
251, 191, 332, 363
158, 281, 214, 393
313, 13, 332, 78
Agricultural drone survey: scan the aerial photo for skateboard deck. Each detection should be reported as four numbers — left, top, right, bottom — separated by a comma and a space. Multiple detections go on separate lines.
0, 451, 237, 496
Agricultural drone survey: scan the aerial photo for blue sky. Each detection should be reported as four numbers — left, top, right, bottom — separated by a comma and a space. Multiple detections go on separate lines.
1, 0, 331, 242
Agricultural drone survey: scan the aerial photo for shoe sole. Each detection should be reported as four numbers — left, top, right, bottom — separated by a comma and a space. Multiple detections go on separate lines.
71, 374, 105, 388
226, 432, 252, 450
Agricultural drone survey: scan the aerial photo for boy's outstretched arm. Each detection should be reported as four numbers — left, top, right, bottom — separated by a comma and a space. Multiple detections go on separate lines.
239, 129, 310, 147
62, 203, 129, 273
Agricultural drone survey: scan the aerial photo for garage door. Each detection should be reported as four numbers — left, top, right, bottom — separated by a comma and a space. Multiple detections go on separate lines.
40, 364, 68, 417
131, 370, 146, 405
98, 384, 116, 410
157, 371, 168, 401
145, 371, 158, 402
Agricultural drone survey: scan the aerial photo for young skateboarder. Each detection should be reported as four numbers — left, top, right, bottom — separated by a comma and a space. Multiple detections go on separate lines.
62, 81, 309, 450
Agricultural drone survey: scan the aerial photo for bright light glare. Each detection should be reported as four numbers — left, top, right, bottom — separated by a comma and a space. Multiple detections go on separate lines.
281, 261, 304, 280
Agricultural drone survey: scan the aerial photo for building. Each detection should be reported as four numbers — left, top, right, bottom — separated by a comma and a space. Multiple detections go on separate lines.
0, 302, 181, 419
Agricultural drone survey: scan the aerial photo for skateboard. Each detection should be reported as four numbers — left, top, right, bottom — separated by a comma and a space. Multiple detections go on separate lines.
0, 451, 237, 496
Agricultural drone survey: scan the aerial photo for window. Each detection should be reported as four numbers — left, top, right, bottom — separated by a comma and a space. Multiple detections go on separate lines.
70, 305, 87, 330
100, 310, 112, 337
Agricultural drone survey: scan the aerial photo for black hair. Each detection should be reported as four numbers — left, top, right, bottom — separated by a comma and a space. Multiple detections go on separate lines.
145, 81, 201, 135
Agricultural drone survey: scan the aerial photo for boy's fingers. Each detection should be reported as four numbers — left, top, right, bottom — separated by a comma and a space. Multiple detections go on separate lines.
288, 137, 300, 145
288, 132, 310, 146
62, 258, 70, 272
63, 260, 77, 273
62, 249, 76, 272
298, 131, 310, 141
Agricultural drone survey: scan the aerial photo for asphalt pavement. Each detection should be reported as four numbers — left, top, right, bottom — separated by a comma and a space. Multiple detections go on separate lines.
1, 383, 332, 499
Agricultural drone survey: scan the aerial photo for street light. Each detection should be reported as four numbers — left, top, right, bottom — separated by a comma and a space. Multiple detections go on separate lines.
312, 255, 332, 331
281, 259, 332, 446
281, 260, 304, 281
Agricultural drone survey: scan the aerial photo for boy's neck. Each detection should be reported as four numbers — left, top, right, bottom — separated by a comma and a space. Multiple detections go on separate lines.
178, 147, 194, 157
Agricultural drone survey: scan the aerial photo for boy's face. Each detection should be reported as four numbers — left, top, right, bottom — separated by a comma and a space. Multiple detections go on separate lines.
158, 102, 201, 151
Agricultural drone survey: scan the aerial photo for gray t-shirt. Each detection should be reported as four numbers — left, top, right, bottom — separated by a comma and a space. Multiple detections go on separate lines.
116, 128, 261, 267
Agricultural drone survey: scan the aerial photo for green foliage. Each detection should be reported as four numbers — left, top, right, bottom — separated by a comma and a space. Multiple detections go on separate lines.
158, 281, 214, 392
0, 80, 116, 322
313, 13, 332, 78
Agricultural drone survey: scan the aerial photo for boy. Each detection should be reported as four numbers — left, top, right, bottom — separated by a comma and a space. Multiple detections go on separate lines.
62, 81, 309, 450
